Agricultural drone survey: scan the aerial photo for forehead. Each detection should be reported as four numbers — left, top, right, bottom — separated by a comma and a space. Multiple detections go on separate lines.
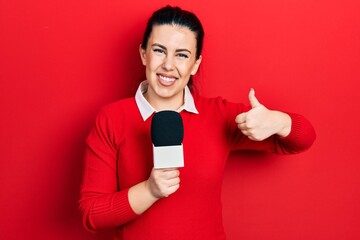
149, 24, 197, 50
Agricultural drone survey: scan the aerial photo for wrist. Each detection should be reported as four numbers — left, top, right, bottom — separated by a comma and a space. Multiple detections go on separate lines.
128, 180, 159, 215
274, 111, 292, 137
144, 180, 161, 201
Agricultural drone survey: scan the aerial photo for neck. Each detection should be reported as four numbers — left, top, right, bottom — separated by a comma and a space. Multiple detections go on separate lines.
144, 91, 184, 112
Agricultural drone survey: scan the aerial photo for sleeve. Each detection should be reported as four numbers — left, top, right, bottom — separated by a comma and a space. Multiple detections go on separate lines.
79, 108, 139, 232
219, 98, 316, 154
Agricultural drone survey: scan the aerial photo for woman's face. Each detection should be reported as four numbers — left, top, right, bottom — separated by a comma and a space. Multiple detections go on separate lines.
140, 24, 202, 110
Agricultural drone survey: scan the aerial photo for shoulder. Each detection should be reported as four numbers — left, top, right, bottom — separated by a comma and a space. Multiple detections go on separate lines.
90, 97, 142, 139
100, 97, 137, 115
102, 97, 136, 111
96, 97, 140, 124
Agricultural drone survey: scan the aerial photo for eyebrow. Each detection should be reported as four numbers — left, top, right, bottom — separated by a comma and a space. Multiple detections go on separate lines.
151, 43, 192, 54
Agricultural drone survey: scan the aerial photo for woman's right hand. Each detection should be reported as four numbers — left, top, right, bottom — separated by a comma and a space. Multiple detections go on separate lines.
146, 168, 180, 199
128, 168, 180, 214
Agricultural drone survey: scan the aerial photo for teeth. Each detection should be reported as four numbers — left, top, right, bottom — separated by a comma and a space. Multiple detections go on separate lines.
159, 75, 176, 83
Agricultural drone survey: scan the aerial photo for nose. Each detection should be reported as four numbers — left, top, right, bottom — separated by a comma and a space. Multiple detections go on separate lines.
162, 55, 175, 71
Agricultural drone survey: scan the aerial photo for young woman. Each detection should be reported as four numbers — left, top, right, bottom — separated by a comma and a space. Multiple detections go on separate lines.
79, 6, 316, 239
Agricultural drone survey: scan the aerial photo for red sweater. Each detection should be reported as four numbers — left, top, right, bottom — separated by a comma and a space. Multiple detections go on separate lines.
79, 95, 315, 239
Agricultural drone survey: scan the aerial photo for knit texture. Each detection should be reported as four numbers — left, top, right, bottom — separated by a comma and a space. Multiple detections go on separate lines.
79, 95, 316, 240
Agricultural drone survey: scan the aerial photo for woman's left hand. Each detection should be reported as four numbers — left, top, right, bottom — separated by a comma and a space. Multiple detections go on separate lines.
235, 89, 292, 141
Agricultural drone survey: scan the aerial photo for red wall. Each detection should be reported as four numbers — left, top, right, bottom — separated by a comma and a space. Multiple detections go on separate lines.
1, 0, 359, 239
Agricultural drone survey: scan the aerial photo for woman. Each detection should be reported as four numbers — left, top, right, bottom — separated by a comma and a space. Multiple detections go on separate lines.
79, 6, 316, 239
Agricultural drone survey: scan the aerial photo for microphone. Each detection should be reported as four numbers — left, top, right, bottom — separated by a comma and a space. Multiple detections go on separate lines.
151, 111, 184, 169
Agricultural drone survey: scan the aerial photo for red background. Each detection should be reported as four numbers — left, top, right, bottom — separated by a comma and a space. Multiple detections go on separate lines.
1, 0, 359, 239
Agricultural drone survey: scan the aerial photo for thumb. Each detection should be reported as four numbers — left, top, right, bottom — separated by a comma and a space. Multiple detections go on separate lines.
249, 88, 261, 108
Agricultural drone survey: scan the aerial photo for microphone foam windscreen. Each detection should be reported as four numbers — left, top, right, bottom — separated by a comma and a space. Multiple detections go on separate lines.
151, 111, 184, 147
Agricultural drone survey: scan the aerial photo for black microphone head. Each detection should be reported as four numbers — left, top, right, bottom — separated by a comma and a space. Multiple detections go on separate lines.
151, 111, 184, 147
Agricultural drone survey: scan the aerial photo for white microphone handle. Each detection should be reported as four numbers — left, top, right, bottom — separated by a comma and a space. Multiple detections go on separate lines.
153, 144, 184, 169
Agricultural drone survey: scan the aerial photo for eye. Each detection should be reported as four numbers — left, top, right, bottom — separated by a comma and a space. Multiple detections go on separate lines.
153, 48, 165, 54
177, 53, 189, 59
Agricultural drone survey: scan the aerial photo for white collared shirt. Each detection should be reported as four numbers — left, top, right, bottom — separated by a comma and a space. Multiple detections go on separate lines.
135, 80, 199, 121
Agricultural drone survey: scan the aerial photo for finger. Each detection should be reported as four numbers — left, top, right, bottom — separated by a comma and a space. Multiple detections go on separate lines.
249, 88, 261, 108
248, 135, 263, 141
164, 167, 178, 170
247, 135, 257, 141
237, 122, 248, 130
167, 177, 180, 187
162, 169, 180, 179
240, 126, 249, 134
162, 180, 180, 197
162, 168, 178, 172
235, 113, 247, 124
241, 128, 257, 137
166, 184, 180, 195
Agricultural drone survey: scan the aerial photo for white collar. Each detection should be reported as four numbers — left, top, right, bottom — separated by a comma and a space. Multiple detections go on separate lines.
135, 80, 199, 121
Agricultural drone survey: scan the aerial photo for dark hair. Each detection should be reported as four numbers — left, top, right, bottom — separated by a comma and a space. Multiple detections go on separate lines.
141, 5, 204, 91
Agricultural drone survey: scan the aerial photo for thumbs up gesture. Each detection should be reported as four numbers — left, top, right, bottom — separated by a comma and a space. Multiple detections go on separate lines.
235, 89, 292, 141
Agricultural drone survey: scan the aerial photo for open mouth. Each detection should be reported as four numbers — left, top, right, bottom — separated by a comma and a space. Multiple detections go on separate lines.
157, 74, 178, 84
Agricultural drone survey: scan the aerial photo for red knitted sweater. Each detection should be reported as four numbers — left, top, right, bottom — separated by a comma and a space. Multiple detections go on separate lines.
79, 95, 315, 240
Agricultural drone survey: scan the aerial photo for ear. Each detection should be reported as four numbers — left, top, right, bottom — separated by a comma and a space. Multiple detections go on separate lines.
190, 55, 202, 75
139, 44, 146, 66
